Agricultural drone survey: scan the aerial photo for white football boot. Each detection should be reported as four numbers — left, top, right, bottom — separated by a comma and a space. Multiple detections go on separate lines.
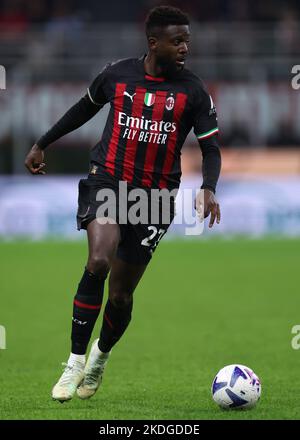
77, 339, 111, 399
52, 358, 85, 403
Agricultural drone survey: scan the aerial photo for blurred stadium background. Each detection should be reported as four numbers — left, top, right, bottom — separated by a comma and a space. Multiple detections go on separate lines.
0, 0, 300, 238
1, 0, 300, 420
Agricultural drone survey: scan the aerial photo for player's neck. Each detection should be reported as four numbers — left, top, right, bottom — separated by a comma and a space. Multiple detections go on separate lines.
144, 53, 164, 78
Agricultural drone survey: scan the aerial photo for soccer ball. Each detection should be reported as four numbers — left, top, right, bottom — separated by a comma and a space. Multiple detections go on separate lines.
212, 364, 261, 410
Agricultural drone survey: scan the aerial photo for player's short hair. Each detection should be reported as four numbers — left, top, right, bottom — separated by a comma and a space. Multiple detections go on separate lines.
145, 5, 189, 38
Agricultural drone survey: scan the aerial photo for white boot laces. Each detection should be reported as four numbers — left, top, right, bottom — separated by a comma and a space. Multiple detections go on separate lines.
58, 362, 83, 386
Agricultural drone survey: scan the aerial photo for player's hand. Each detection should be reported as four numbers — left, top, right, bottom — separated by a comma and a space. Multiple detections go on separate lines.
194, 189, 221, 228
24, 144, 46, 175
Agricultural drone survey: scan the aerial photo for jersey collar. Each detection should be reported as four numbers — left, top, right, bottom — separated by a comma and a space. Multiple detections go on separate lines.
137, 54, 166, 82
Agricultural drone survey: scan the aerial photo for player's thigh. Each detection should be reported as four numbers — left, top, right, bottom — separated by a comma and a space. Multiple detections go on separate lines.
108, 257, 148, 296
87, 219, 121, 261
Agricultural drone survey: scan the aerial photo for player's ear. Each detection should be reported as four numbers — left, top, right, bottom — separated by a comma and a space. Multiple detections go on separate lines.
148, 36, 158, 50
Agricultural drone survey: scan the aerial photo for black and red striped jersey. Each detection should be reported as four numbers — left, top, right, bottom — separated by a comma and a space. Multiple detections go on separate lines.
87, 55, 218, 190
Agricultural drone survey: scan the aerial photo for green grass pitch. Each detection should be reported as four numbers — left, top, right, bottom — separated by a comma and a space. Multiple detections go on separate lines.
0, 238, 300, 420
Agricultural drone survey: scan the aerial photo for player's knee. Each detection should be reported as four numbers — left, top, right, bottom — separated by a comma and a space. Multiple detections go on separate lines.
109, 291, 133, 309
87, 255, 110, 277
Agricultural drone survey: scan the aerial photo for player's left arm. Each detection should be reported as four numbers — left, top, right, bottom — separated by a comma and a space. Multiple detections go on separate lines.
192, 85, 221, 228
196, 135, 221, 228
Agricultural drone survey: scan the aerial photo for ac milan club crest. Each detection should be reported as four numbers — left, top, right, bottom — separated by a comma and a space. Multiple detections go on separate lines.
144, 92, 156, 106
166, 95, 175, 111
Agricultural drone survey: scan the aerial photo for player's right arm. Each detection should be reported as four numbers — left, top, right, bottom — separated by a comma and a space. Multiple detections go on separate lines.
25, 64, 110, 175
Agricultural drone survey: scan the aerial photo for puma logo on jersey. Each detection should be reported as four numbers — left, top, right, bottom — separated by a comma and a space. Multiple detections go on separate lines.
123, 91, 136, 102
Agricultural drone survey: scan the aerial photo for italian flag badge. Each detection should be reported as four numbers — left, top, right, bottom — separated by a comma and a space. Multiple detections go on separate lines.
144, 92, 156, 106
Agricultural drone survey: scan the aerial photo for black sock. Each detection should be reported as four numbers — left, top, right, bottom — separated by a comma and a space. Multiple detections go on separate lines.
71, 268, 105, 354
98, 299, 133, 353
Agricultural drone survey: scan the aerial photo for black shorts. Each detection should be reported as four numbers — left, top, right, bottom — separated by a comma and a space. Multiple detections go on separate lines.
76, 171, 176, 265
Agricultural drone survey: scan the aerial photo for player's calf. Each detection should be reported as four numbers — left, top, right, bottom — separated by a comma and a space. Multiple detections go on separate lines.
71, 268, 105, 355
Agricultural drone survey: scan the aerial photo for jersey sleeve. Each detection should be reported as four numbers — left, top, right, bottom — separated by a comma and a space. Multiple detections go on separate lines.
192, 85, 219, 141
87, 63, 111, 107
